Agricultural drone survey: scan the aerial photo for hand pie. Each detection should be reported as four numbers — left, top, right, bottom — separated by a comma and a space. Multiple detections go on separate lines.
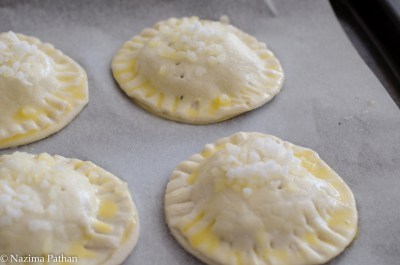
112, 17, 284, 124
165, 132, 357, 265
0, 32, 88, 149
0, 152, 139, 265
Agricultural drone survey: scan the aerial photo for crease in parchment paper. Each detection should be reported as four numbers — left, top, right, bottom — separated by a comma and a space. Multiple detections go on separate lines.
263, 0, 279, 17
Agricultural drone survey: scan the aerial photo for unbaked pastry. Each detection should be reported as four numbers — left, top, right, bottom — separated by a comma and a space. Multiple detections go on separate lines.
0, 152, 139, 265
112, 17, 283, 124
165, 132, 357, 265
0, 32, 88, 149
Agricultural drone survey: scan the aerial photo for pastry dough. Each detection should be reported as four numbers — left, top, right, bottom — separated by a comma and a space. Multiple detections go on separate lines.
0, 32, 88, 149
112, 17, 283, 124
165, 132, 357, 265
0, 152, 139, 265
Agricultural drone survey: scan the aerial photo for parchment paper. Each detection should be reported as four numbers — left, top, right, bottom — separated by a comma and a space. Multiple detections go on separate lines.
1, 0, 399, 264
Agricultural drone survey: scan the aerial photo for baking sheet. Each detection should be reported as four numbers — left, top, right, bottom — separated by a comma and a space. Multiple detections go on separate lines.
1, 0, 400, 264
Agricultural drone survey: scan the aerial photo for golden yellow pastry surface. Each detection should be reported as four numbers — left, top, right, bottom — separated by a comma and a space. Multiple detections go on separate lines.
112, 17, 283, 124
0, 152, 139, 265
0, 32, 88, 149
165, 132, 357, 265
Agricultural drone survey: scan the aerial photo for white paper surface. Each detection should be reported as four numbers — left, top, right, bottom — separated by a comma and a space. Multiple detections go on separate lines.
1, 0, 400, 264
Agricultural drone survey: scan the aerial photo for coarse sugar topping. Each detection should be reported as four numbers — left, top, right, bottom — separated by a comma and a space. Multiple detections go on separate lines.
0, 31, 54, 85
0, 152, 98, 232
149, 17, 231, 74
205, 137, 304, 194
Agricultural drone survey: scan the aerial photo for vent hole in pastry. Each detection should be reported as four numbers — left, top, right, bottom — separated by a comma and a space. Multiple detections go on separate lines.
304, 214, 311, 226
289, 242, 298, 250
180, 95, 184, 100
176, 62, 181, 66
228, 241, 233, 248
270, 241, 275, 249
180, 74, 185, 78
191, 100, 200, 109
